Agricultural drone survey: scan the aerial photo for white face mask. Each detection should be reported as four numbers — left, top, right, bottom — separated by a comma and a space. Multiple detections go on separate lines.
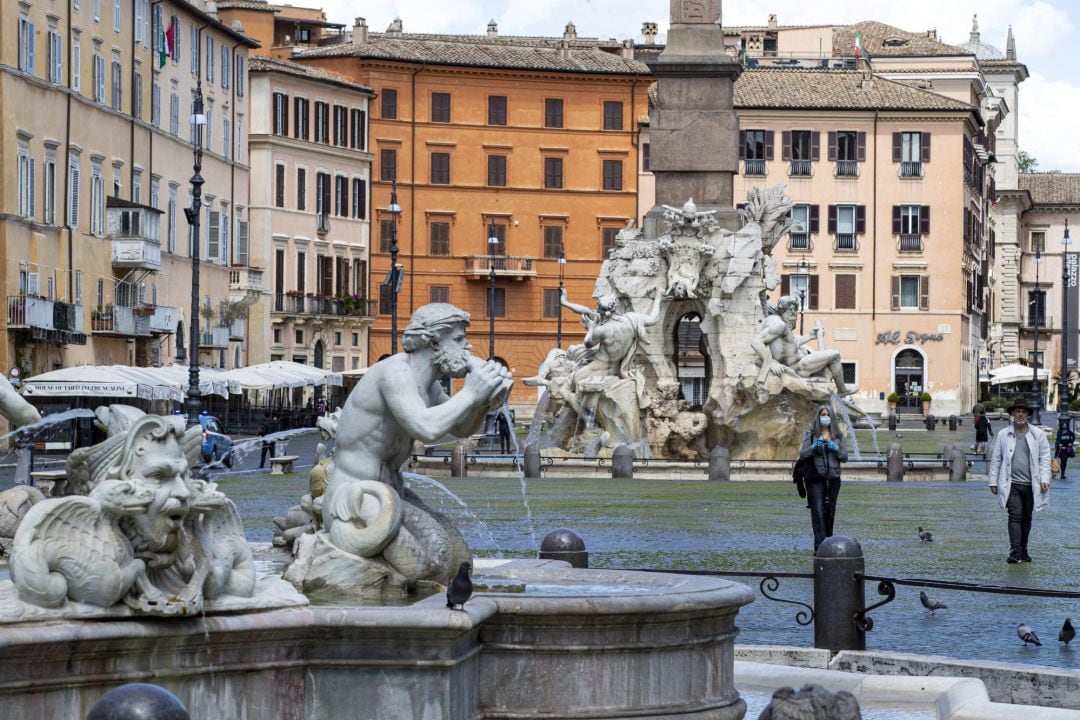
820, 416, 832, 428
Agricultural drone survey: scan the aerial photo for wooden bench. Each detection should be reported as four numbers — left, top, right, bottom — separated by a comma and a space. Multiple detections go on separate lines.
269, 455, 300, 475
30, 469, 67, 497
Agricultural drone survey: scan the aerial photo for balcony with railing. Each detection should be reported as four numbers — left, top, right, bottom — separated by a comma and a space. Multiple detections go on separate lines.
898, 234, 924, 252
834, 160, 858, 177
788, 233, 811, 251
92, 305, 150, 336
229, 266, 264, 300
463, 255, 537, 279
6, 296, 86, 344
271, 294, 378, 321
743, 158, 766, 176
1025, 313, 1052, 330
833, 234, 858, 252
788, 160, 812, 177
900, 161, 924, 178
149, 305, 178, 334
108, 199, 163, 271
201, 325, 232, 348
229, 318, 246, 340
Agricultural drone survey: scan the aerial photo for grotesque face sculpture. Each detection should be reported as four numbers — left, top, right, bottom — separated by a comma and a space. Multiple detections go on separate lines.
776, 296, 800, 330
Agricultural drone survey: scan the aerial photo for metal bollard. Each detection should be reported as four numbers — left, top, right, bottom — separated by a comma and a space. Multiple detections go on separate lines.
949, 414, 958, 431
886, 442, 904, 482
925, 414, 937, 431
450, 442, 468, 478
611, 444, 634, 479
539, 528, 588, 568
887, 413, 897, 432
524, 443, 541, 479
814, 536, 866, 652
709, 445, 731, 482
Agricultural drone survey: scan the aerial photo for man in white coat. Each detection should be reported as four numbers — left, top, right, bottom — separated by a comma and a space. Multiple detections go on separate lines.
987, 399, 1051, 563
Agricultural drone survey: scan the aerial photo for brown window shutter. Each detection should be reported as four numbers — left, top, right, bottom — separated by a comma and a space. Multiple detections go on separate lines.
765, 131, 775, 160
892, 132, 902, 163
892, 206, 902, 235
919, 277, 930, 311
283, 94, 290, 136
827, 205, 837, 235
827, 132, 837, 162
781, 274, 790, 296
738, 130, 746, 160
808, 274, 819, 310
781, 131, 792, 161
920, 206, 931, 235
921, 132, 931, 163
855, 205, 866, 234
809, 205, 820, 234
835, 275, 856, 310
810, 132, 820, 161
891, 276, 900, 310
856, 132, 867, 162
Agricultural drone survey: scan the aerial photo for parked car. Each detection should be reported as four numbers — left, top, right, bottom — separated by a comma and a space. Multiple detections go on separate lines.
199, 414, 233, 467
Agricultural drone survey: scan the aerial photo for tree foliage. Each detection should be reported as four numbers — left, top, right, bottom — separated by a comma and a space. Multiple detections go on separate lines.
1018, 149, 1039, 173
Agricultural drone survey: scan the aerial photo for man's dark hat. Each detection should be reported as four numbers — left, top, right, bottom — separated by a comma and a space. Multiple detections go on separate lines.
1009, 399, 1033, 414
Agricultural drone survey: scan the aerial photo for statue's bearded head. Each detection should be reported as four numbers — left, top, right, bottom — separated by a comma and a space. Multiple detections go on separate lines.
431, 325, 473, 379
400, 303, 477, 379
776, 295, 800, 330
596, 296, 618, 321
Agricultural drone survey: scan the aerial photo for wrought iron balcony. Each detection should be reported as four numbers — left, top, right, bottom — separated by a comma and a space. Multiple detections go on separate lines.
271, 294, 377, 320
743, 158, 766, 176
6, 296, 86, 344
201, 325, 232, 348
464, 255, 537, 279
898, 234, 924, 252
149, 305, 178, 335
834, 233, 858, 252
92, 305, 150, 336
788, 160, 812, 177
835, 160, 858, 177
900, 161, 924, 178
788, 233, 811, 251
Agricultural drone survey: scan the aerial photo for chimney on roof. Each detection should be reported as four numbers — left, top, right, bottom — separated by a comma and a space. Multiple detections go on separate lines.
621, 38, 634, 58
386, 17, 403, 36
564, 22, 577, 41
767, 14, 777, 29
231, 19, 243, 32
205, 0, 218, 19
927, 29, 937, 41
642, 21, 658, 43
969, 14, 980, 44
487, 19, 498, 37
353, 17, 368, 45
1006, 25, 1016, 60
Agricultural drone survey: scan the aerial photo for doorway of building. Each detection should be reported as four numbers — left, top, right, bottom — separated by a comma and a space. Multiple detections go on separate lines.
894, 348, 925, 413
314, 340, 324, 369
673, 313, 709, 409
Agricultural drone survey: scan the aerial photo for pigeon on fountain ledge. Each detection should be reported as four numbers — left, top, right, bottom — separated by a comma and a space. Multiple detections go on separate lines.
447, 562, 473, 611
1018, 623, 1042, 647
918, 527, 933, 542
1060, 618, 1076, 647
919, 591, 947, 615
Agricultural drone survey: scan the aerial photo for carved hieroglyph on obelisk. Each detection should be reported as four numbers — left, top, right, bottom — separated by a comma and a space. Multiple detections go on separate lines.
646, 0, 741, 235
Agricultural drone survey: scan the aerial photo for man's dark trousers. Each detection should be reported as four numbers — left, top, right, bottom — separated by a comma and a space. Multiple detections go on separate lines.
1006, 483, 1034, 554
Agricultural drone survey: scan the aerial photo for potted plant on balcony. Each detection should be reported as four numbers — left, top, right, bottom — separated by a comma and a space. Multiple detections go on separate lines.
132, 304, 156, 317
92, 304, 114, 331
920, 392, 932, 415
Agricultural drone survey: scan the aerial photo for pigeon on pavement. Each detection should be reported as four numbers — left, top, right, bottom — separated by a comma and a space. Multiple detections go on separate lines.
919, 591, 947, 615
446, 561, 473, 611
1017, 623, 1042, 646
1060, 618, 1076, 647
918, 527, 933, 542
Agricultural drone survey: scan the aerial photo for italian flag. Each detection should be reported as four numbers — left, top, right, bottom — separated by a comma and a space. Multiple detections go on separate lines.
158, 19, 174, 68
854, 31, 864, 59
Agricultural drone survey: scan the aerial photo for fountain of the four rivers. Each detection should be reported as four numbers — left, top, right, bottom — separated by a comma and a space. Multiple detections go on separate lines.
0, 2, 880, 718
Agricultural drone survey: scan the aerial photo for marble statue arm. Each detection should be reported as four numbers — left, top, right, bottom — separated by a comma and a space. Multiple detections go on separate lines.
750, 320, 787, 382
0, 375, 40, 427
560, 288, 598, 324
382, 362, 508, 444
642, 289, 665, 326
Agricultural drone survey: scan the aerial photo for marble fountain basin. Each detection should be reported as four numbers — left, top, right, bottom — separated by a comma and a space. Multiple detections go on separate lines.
0, 558, 754, 719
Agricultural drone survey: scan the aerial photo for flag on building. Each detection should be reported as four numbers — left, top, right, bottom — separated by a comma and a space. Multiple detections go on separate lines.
854, 32, 864, 59
159, 19, 174, 68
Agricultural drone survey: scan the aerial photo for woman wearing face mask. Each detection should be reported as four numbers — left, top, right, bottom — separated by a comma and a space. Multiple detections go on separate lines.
798, 405, 848, 551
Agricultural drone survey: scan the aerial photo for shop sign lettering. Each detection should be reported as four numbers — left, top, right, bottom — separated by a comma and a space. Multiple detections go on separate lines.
874, 330, 945, 345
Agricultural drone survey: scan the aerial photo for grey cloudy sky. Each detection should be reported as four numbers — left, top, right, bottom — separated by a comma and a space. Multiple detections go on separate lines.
316, 0, 1078, 172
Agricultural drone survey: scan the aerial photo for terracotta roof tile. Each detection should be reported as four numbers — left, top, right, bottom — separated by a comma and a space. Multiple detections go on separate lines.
1019, 174, 1080, 205
833, 21, 970, 58
215, 0, 279, 11
733, 68, 975, 111
248, 56, 374, 93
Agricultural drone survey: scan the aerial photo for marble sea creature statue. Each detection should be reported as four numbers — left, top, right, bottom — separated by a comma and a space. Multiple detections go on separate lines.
0, 374, 41, 428
752, 296, 858, 396
317, 408, 341, 440
757, 684, 860, 720
0, 485, 45, 556
738, 185, 795, 254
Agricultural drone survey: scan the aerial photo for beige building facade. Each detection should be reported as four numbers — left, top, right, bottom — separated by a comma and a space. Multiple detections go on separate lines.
1, 0, 257, 381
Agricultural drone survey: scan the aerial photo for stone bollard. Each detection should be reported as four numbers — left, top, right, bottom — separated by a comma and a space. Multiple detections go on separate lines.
13, 446, 31, 485
886, 442, 904, 482
948, 414, 958, 431
708, 445, 731, 482
524, 443, 541, 479
814, 536, 866, 652
450, 442, 468, 478
887, 413, 897, 432
86, 683, 190, 720
924, 414, 937, 431
538, 528, 588, 568
947, 444, 968, 482
611, 444, 634, 479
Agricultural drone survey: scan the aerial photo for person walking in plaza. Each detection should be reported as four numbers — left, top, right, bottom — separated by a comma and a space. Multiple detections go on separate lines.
258, 413, 279, 469
972, 406, 992, 457
496, 411, 514, 454
988, 399, 1051, 563
1055, 417, 1075, 479
798, 405, 848, 552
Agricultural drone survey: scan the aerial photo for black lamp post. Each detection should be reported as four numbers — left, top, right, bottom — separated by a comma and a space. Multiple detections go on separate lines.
1060, 219, 1072, 416
798, 256, 809, 335
1032, 248, 1043, 423
487, 221, 499, 360
556, 245, 566, 348
386, 180, 402, 354
182, 74, 207, 426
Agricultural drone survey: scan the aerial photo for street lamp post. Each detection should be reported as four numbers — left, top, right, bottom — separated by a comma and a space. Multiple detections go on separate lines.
1032, 248, 1043, 423
1060, 220, 1072, 416
386, 180, 402, 354
488, 222, 499, 360
556, 246, 566, 348
798, 256, 809, 335
183, 75, 207, 426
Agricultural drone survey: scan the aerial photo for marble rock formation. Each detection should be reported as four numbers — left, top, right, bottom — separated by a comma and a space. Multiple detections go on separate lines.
756, 684, 861, 720
528, 190, 862, 460
0, 485, 46, 557
284, 303, 511, 598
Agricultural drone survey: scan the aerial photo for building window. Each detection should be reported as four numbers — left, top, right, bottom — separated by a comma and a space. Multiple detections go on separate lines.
542, 288, 561, 319
379, 283, 393, 314
167, 186, 177, 253
544, 157, 563, 189
784, 130, 818, 175
602, 227, 619, 256
830, 130, 863, 176
430, 286, 449, 304
1030, 230, 1046, 253
542, 226, 563, 259
110, 53, 122, 110
48, 28, 63, 84
170, 92, 179, 135
237, 56, 244, 96
488, 95, 507, 125
221, 46, 230, 89
17, 145, 35, 218
206, 35, 214, 83
295, 329, 304, 344
487, 155, 506, 187
315, 172, 330, 218
487, 222, 506, 255
488, 288, 506, 318
602, 160, 623, 191
19, 16, 35, 74
379, 219, 394, 253
893, 275, 927, 310
93, 50, 105, 103
294, 97, 309, 140
350, 108, 365, 149
381, 88, 397, 119
430, 153, 450, 184
273, 92, 288, 136
828, 204, 864, 251
841, 363, 857, 386
67, 155, 81, 228
835, 274, 856, 310
333, 104, 348, 146
296, 168, 306, 210
380, 149, 397, 181
544, 98, 563, 128
44, 151, 57, 223
352, 178, 366, 219
90, 161, 104, 236
740, 129, 773, 175
430, 222, 450, 256
1029, 290, 1047, 327
642, 142, 650, 172
431, 92, 451, 123
151, 78, 160, 126
72, 37, 81, 94
789, 274, 810, 308
314, 101, 329, 143
788, 204, 818, 250
275, 164, 285, 207
335, 176, 348, 216
351, 332, 359, 347
602, 100, 623, 130
895, 131, 929, 177
894, 205, 929, 251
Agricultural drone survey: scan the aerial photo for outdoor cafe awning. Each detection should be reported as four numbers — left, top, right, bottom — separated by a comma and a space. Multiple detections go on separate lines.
22, 365, 177, 400
221, 361, 342, 391
988, 363, 1050, 385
